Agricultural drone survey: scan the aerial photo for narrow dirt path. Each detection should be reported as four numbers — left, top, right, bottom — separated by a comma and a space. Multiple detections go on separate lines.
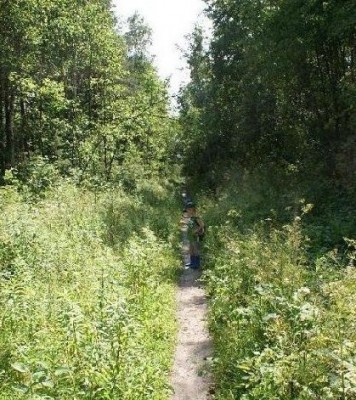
170, 266, 213, 400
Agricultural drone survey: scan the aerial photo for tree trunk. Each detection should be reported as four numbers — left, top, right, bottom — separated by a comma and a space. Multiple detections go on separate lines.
4, 74, 15, 169
0, 64, 6, 181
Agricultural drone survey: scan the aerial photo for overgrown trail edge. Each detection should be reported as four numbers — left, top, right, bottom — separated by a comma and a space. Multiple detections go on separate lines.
170, 267, 213, 399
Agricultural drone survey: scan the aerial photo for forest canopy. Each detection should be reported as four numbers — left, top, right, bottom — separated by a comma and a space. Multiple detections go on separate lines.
179, 0, 356, 193
0, 0, 176, 188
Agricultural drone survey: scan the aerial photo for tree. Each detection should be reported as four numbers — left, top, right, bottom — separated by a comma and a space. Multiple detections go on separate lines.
0, 1, 174, 185
179, 0, 356, 189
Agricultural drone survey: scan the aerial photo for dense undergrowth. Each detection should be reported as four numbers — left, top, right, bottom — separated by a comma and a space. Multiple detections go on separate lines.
199, 170, 356, 399
0, 176, 181, 399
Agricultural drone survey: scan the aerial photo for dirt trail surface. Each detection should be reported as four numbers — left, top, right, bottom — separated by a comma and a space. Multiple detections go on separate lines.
170, 267, 213, 400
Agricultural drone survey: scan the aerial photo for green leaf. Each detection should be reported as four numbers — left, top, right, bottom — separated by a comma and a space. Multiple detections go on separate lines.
32, 371, 47, 382
54, 367, 71, 377
11, 362, 29, 374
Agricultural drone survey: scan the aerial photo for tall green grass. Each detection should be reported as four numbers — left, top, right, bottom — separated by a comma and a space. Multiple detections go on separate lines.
0, 180, 181, 399
199, 171, 356, 399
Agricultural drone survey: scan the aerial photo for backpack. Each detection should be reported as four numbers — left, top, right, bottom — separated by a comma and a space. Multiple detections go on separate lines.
191, 216, 205, 241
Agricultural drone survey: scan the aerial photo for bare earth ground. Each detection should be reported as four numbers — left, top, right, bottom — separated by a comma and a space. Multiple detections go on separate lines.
170, 266, 213, 400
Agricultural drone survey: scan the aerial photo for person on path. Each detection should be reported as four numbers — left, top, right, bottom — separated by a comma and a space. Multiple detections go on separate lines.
180, 207, 191, 265
181, 188, 192, 210
185, 201, 204, 269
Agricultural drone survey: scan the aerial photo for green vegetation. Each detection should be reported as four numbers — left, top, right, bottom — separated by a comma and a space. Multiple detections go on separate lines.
199, 175, 355, 399
179, 0, 356, 192
178, 0, 356, 398
0, 179, 180, 399
0, 0, 175, 184
1, 0, 355, 398
1, 2, 182, 398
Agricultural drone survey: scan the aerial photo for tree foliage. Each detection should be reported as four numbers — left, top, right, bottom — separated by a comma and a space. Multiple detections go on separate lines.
179, 2, 356, 398
179, 0, 356, 190
0, 0, 174, 185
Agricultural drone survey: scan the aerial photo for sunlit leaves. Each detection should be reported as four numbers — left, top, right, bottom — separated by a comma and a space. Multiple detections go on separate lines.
0, 0, 174, 186
0, 182, 180, 399
202, 199, 355, 399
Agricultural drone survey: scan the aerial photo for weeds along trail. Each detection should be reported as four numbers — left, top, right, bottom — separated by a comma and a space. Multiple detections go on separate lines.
201, 194, 356, 399
0, 181, 181, 399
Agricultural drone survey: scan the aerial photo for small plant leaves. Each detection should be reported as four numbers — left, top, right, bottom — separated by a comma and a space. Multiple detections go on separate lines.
11, 362, 29, 374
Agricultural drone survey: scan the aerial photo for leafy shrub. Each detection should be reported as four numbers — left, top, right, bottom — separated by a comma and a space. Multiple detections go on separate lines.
101, 180, 181, 247
202, 207, 355, 399
12, 156, 59, 200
